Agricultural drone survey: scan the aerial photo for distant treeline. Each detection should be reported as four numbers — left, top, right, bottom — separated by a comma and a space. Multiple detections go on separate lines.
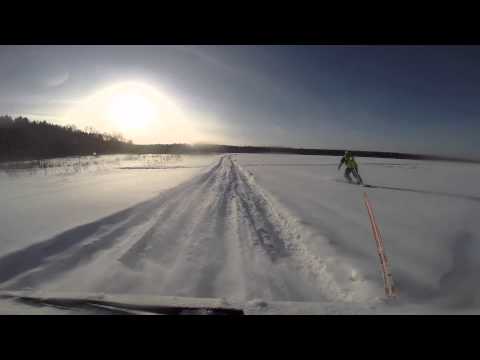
0, 115, 135, 162
0, 115, 474, 163
133, 144, 473, 162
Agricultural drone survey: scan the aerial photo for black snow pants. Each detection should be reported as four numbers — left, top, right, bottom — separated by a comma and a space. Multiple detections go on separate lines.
345, 167, 363, 184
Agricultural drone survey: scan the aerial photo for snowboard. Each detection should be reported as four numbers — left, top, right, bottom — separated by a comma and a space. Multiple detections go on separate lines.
334, 178, 373, 187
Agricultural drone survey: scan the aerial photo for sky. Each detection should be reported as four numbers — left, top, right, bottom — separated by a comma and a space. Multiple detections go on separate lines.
0, 45, 479, 158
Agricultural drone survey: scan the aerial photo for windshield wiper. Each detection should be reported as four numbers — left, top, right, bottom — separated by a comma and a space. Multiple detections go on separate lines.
0, 292, 245, 315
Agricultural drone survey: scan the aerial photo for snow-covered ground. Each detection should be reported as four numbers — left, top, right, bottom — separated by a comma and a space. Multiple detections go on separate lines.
236, 154, 480, 312
1, 153, 479, 314
0, 154, 216, 257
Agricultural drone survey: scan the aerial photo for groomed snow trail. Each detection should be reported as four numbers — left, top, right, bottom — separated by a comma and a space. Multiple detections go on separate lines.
0, 155, 370, 304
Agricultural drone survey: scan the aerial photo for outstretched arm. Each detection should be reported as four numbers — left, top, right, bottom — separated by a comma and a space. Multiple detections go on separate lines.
338, 158, 344, 170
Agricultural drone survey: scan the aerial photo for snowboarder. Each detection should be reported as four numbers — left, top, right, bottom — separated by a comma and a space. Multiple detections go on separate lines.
338, 151, 363, 185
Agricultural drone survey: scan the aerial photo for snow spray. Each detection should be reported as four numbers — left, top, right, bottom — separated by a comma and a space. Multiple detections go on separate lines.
363, 192, 396, 298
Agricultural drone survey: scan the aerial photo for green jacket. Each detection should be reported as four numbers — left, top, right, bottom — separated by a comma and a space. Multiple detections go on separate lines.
338, 155, 358, 170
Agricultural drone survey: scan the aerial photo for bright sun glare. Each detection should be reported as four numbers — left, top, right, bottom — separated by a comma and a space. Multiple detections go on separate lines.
62, 81, 225, 144
106, 89, 157, 131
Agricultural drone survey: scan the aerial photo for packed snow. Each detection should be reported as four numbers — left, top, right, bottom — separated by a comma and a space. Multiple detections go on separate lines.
1, 153, 479, 314
0, 154, 215, 257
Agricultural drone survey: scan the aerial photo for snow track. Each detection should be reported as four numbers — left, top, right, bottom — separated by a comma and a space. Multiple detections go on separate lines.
0, 155, 367, 304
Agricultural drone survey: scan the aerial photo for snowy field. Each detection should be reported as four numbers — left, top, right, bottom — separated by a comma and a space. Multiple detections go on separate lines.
0, 154, 215, 257
1, 153, 479, 314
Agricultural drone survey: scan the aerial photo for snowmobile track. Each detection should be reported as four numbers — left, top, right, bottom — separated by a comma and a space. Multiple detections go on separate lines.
0, 155, 357, 303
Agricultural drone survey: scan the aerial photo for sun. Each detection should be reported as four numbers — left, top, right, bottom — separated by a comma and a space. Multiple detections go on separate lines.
107, 90, 157, 131
64, 81, 181, 139
62, 81, 226, 144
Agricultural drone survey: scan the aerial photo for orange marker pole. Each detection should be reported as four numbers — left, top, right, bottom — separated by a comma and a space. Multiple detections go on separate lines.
363, 192, 396, 298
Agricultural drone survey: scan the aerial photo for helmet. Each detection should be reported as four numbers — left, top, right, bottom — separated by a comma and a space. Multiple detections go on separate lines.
345, 150, 352, 157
